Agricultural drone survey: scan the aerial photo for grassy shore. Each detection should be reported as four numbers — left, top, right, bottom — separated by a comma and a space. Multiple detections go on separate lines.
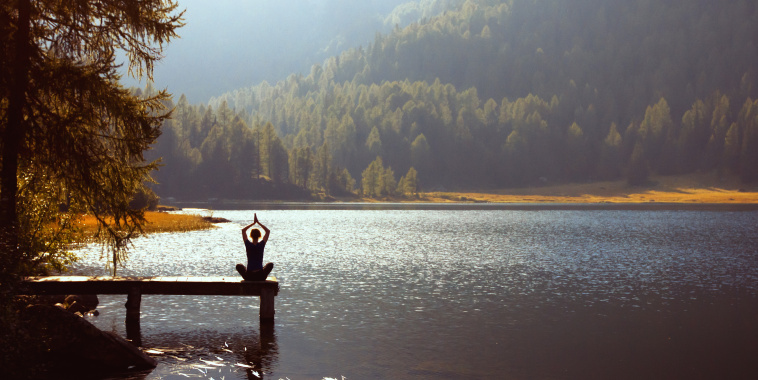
410, 174, 758, 204
78, 211, 215, 236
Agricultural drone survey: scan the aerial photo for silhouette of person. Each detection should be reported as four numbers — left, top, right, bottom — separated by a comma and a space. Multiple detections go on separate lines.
236, 213, 274, 281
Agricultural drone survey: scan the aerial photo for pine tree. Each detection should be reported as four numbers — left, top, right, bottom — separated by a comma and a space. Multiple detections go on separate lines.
366, 126, 383, 157
311, 143, 332, 194
361, 156, 384, 197
269, 136, 290, 183
289, 147, 314, 188
627, 141, 650, 186
565, 122, 588, 180
704, 94, 731, 171
333, 168, 357, 195
382, 167, 397, 197
411, 133, 432, 179
599, 123, 623, 179
0, 1, 183, 277
638, 98, 673, 174
739, 99, 758, 183
1, 2, 182, 375
398, 167, 419, 197
678, 99, 708, 173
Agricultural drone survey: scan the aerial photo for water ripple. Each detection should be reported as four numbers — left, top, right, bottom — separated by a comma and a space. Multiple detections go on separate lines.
71, 209, 758, 379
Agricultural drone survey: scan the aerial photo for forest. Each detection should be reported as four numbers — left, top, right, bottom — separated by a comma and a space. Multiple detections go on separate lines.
147, 0, 758, 200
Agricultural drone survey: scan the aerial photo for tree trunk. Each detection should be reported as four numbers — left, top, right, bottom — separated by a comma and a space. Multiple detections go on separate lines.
0, 0, 31, 277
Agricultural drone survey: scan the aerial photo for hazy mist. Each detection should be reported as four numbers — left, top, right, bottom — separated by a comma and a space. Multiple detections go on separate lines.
122, 0, 460, 103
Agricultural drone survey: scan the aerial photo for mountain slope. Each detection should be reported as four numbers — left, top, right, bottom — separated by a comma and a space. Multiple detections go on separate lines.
148, 0, 758, 200
121, 0, 460, 102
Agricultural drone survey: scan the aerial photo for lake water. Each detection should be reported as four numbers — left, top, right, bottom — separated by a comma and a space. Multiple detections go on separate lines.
70, 205, 758, 379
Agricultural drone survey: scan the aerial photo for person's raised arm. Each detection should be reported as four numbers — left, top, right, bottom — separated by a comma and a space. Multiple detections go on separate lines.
241, 221, 255, 243
257, 218, 271, 243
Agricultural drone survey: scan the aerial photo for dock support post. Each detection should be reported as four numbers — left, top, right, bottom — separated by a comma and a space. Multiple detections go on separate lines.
125, 286, 142, 325
260, 286, 275, 322
125, 286, 142, 345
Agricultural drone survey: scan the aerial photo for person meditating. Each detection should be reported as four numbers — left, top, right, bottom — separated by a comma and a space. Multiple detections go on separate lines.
236, 213, 274, 281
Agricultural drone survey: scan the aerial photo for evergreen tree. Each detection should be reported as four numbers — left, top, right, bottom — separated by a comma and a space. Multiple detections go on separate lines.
705, 94, 731, 171
599, 123, 623, 179
311, 143, 332, 194
678, 99, 709, 173
410, 133, 432, 180
269, 136, 290, 183
638, 98, 673, 174
0, 0, 183, 277
738, 99, 758, 182
382, 167, 397, 197
724, 122, 742, 173
333, 167, 357, 195
627, 141, 650, 186
398, 167, 419, 197
361, 156, 384, 197
565, 122, 588, 180
289, 146, 314, 188
258, 122, 278, 179
0, 1, 182, 375
366, 126, 383, 157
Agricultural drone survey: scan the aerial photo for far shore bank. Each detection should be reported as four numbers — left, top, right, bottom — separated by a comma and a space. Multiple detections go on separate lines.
160, 174, 758, 211
165, 201, 758, 212
419, 174, 758, 205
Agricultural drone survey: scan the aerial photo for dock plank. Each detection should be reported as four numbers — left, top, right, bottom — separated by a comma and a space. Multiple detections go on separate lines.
21, 276, 278, 296
21, 276, 279, 322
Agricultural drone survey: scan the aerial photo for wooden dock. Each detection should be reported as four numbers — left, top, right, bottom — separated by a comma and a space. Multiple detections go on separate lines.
21, 276, 280, 323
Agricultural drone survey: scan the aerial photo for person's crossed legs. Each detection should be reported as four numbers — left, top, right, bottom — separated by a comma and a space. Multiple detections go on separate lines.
236, 262, 274, 281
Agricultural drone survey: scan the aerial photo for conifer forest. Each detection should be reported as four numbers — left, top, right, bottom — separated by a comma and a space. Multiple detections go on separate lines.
145, 0, 758, 200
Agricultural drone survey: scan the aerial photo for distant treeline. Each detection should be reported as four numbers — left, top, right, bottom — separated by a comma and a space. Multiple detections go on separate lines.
148, 0, 758, 200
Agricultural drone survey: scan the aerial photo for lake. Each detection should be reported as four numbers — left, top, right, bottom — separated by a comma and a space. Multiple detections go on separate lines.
70, 205, 758, 379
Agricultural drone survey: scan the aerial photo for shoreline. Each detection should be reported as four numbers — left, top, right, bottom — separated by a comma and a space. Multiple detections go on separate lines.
166, 201, 758, 212
78, 212, 216, 236
163, 174, 758, 211
159, 175, 758, 211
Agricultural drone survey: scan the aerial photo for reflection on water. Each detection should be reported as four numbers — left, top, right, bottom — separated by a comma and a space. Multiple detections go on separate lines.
137, 322, 278, 380
72, 209, 758, 379
87, 295, 280, 379
90, 314, 278, 379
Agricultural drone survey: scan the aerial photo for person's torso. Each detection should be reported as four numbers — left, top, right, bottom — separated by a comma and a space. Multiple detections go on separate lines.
244, 240, 266, 270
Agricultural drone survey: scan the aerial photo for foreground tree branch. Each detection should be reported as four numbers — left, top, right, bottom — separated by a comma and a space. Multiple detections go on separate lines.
0, 0, 184, 281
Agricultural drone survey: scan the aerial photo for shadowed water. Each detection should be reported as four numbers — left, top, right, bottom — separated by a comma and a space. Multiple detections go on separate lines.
71, 208, 758, 379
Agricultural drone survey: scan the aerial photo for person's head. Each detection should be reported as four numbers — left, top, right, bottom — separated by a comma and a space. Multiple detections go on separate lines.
250, 228, 262, 242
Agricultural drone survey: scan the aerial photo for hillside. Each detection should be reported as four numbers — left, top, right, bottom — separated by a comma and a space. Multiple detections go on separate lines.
147, 0, 758, 201
119, 0, 460, 102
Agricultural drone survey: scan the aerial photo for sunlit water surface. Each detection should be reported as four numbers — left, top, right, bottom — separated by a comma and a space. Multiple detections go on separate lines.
71, 208, 758, 379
